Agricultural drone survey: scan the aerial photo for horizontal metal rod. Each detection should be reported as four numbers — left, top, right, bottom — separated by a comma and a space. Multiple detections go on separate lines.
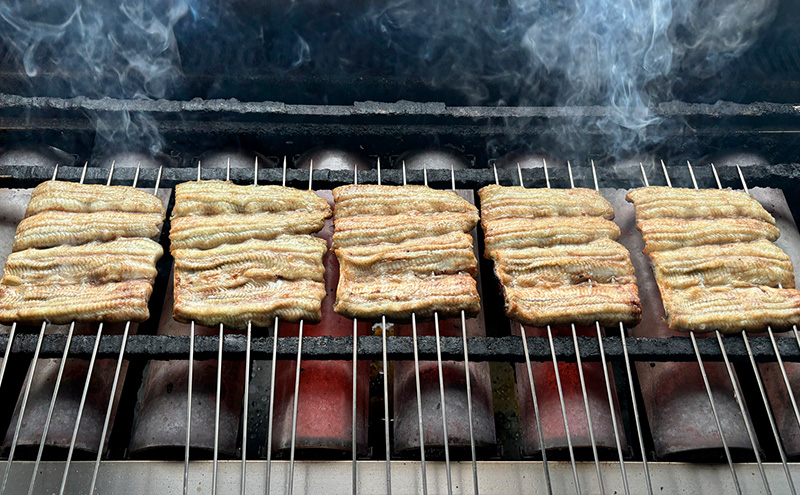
1, 333, 798, 363
1, 164, 798, 192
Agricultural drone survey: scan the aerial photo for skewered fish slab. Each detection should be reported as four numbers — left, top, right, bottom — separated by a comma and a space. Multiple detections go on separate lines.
0, 280, 154, 324
13, 211, 163, 251
637, 217, 780, 253
483, 217, 621, 257
479, 185, 615, 225
333, 272, 480, 320
0, 180, 165, 324
626, 186, 775, 225
172, 180, 332, 217
628, 185, 800, 332
2, 239, 163, 286
26, 181, 165, 216
333, 212, 479, 248
171, 181, 330, 328
479, 185, 640, 327
170, 212, 328, 250
651, 240, 795, 290
661, 286, 800, 333
504, 283, 642, 327
332, 184, 481, 321
492, 239, 636, 287
333, 185, 475, 218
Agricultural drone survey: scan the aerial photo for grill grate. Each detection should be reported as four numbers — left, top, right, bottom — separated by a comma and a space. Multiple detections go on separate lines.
0, 159, 799, 495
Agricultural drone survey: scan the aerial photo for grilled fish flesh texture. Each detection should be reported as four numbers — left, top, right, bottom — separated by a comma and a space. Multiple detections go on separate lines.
661, 286, 800, 333
479, 185, 615, 225
333, 185, 476, 218
0, 281, 154, 324
334, 272, 480, 321
483, 217, 620, 257
332, 212, 479, 248
637, 217, 780, 253
651, 240, 795, 290
2, 239, 162, 286
337, 232, 477, 278
26, 181, 165, 217
174, 278, 326, 327
170, 211, 328, 250
493, 239, 636, 287
172, 181, 332, 217
173, 236, 326, 282
504, 283, 642, 327
626, 186, 775, 224
13, 211, 163, 251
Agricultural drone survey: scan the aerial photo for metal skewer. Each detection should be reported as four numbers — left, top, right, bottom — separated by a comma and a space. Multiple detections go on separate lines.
588, 159, 632, 495
540, 159, 580, 495
210, 160, 234, 495
212, 321, 224, 495
28, 161, 97, 494
91, 163, 156, 495
650, 160, 740, 494
685, 160, 769, 493
60, 162, 130, 495
376, 158, 393, 495
725, 162, 796, 493
0, 321, 47, 495
265, 316, 279, 493
240, 156, 259, 495
399, 162, 428, 495
266, 158, 290, 494
287, 161, 315, 495
182, 161, 203, 495
453, 162, 479, 495
421, 164, 454, 495
565, 161, 605, 495
510, 164, 552, 495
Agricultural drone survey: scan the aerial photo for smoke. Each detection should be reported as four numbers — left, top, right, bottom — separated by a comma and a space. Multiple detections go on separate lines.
0, 0, 189, 154
0, 0, 781, 158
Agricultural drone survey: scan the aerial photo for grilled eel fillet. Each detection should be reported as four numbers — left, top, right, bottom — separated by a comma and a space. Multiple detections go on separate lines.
2, 239, 163, 286
493, 239, 636, 287
478, 185, 640, 327
174, 279, 326, 328
170, 212, 328, 250
0, 281, 153, 324
26, 181, 165, 216
651, 240, 796, 290
504, 283, 642, 327
333, 272, 481, 320
637, 217, 780, 254
337, 232, 477, 278
333, 185, 476, 218
626, 186, 776, 225
172, 180, 332, 217
331, 184, 481, 321
13, 211, 164, 251
171, 181, 331, 327
479, 185, 615, 226
483, 217, 621, 258
333, 212, 479, 248
661, 286, 800, 333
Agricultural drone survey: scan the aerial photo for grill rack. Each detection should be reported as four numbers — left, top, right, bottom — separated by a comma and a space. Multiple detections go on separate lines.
0, 161, 799, 495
